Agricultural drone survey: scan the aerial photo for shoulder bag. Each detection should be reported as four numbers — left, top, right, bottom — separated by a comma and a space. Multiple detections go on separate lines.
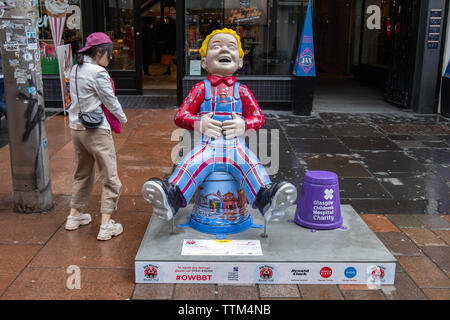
76, 65, 104, 128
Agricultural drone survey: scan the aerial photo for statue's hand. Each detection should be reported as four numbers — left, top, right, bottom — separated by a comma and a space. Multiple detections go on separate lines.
222, 112, 246, 140
200, 112, 222, 139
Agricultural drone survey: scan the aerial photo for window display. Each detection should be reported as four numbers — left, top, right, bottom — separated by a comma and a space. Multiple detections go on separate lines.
104, 0, 136, 71
185, 0, 309, 76
38, 0, 82, 75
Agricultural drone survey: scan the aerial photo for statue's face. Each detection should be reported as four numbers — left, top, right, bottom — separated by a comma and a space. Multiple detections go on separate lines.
202, 33, 243, 77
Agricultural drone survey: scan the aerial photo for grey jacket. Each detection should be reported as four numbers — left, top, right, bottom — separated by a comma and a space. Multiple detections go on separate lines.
68, 56, 127, 130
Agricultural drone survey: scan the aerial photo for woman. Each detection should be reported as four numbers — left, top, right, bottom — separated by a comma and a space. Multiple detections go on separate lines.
66, 32, 127, 241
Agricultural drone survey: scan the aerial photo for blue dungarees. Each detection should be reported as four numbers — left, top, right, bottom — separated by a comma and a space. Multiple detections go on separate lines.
169, 80, 271, 206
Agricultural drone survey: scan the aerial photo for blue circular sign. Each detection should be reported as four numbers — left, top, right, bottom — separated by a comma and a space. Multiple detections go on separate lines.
344, 267, 357, 279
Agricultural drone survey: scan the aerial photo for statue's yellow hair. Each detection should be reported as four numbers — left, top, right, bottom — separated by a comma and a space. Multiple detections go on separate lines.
199, 28, 245, 59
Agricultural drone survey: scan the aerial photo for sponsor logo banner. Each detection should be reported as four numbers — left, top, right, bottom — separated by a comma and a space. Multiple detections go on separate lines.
135, 262, 396, 284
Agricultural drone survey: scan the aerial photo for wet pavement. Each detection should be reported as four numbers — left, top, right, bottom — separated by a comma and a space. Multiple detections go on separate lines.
266, 112, 450, 216
0, 108, 449, 300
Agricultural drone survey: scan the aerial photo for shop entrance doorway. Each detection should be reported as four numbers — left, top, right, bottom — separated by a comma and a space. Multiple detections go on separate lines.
83, 0, 143, 95
141, 0, 177, 94
312, 0, 410, 113
315, 0, 352, 77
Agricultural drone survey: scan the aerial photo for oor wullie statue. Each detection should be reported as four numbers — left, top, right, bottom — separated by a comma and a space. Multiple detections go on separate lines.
142, 28, 297, 223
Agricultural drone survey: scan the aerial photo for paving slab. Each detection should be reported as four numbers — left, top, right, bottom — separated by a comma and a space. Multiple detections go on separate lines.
419, 246, 450, 276
217, 285, 259, 300
380, 271, 428, 300
298, 284, 344, 300
1, 267, 134, 300
396, 256, 450, 288
375, 232, 422, 256
385, 214, 425, 229
132, 283, 174, 300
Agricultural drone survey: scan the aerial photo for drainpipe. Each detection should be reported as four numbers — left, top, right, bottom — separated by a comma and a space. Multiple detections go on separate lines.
0, 0, 53, 213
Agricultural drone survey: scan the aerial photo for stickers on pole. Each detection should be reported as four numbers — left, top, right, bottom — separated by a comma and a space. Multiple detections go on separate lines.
3, 41, 18, 51
26, 31, 37, 49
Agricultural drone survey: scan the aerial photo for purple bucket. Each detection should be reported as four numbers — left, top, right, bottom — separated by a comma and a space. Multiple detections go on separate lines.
294, 171, 343, 230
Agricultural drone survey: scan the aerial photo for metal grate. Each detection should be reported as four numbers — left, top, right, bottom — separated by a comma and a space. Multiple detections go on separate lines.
117, 95, 178, 109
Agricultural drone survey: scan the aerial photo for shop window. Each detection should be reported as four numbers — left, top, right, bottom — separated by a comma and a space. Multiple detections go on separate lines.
104, 0, 136, 71
38, 0, 83, 75
185, 0, 308, 76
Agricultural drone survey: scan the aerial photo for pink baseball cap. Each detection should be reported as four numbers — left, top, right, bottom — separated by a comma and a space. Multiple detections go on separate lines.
78, 32, 112, 53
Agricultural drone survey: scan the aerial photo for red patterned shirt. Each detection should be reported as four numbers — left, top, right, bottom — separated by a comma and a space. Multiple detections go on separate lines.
174, 75, 264, 131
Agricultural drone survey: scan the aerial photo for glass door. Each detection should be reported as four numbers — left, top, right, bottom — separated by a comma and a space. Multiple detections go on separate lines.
99, 0, 143, 95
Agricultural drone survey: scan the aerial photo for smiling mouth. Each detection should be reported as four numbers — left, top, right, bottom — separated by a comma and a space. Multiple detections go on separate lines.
218, 56, 231, 63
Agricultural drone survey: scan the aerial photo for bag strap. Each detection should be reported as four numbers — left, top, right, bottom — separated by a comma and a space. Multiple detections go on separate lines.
75, 65, 84, 112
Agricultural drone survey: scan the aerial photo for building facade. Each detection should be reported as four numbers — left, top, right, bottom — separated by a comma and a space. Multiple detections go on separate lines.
39, 0, 449, 115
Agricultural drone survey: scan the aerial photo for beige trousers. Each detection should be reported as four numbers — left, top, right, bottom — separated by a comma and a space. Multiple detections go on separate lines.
70, 129, 122, 214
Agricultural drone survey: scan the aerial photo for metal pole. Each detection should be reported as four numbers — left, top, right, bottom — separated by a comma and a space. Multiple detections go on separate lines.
0, 0, 53, 213
261, 220, 268, 238
169, 217, 177, 235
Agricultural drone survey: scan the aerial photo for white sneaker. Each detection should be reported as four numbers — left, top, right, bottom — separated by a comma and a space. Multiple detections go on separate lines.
65, 213, 92, 230
142, 179, 174, 221
97, 220, 123, 241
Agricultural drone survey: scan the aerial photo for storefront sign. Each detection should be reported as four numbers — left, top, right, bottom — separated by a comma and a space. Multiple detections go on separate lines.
38, 1, 80, 30
189, 60, 201, 75
427, 9, 442, 49
224, 0, 267, 26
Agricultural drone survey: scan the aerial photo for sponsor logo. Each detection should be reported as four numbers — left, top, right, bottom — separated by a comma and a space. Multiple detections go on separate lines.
344, 267, 357, 279
298, 47, 315, 74
324, 189, 334, 200
291, 269, 310, 276
290, 268, 310, 282
371, 266, 385, 281
259, 265, 274, 280
320, 267, 332, 278
228, 266, 239, 281
143, 264, 159, 280
186, 240, 196, 245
